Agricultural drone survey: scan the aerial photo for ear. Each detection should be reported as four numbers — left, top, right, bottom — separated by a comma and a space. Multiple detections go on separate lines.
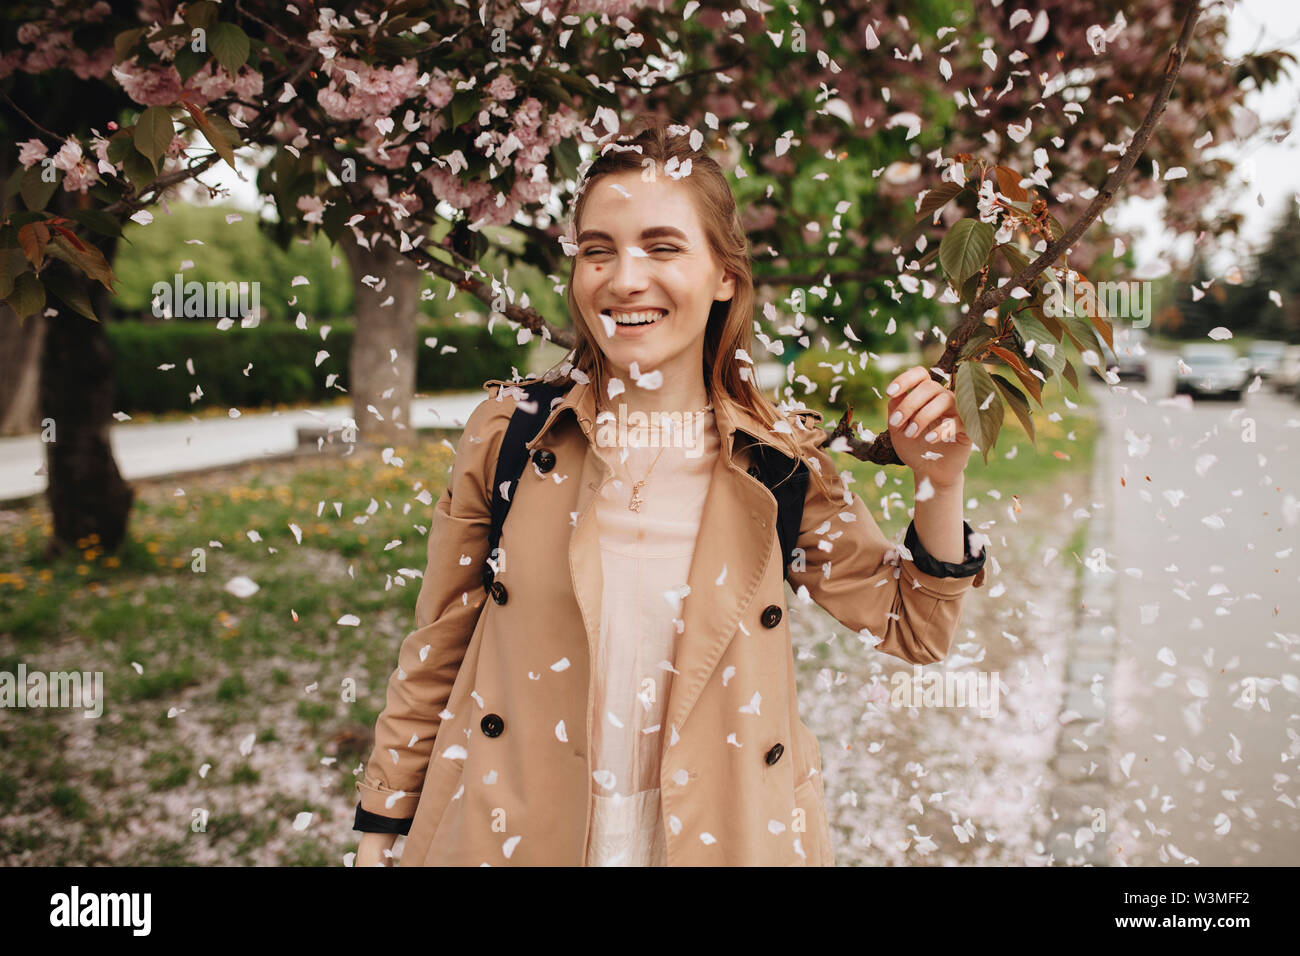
714, 270, 736, 303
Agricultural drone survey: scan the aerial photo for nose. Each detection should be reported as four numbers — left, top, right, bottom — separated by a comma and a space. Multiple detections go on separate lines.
606, 246, 651, 298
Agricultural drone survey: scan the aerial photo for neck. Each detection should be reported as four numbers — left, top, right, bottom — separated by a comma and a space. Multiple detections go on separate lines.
596, 370, 712, 419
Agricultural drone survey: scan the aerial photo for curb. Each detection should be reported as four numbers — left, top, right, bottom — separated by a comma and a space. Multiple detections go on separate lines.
1042, 386, 1119, 865
0, 423, 467, 512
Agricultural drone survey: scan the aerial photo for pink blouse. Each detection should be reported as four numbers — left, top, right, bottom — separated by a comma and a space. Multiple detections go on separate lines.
583, 406, 720, 866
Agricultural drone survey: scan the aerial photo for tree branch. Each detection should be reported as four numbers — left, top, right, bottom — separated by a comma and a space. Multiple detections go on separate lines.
834, 0, 1204, 467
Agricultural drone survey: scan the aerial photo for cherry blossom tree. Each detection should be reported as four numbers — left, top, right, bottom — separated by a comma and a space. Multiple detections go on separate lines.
1, 0, 1290, 553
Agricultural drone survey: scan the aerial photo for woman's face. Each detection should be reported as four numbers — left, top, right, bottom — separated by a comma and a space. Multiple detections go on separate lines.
572, 169, 735, 390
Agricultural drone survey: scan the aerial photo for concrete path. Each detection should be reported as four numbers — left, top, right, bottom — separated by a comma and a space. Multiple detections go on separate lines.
1, 359, 850, 504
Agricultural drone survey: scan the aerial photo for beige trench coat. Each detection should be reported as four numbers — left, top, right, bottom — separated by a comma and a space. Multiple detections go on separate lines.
356, 374, 982, 866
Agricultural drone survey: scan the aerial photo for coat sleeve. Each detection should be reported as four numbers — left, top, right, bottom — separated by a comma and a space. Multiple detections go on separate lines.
354, 383, 511, 823
782, 411, 986, 666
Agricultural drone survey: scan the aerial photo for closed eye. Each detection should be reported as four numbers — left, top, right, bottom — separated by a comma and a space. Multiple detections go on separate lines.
580, 246, 680, 257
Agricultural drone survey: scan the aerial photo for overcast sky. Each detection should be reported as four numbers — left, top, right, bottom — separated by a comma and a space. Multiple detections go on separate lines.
1115, 0, 1300, 278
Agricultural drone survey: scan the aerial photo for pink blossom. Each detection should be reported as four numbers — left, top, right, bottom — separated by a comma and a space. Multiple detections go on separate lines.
113, 57, 182, 107
52, 140, 97, 193
297, 195, 327, 225
424, 70, 457, 110
184, 62, 235, 104
17, 139, 48, 168
486, 74, 517, 102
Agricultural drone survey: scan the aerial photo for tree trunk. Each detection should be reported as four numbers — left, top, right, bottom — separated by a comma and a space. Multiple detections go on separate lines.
0, 304, 45, 436
339, 232, 421, 447
39, 192, 132, 560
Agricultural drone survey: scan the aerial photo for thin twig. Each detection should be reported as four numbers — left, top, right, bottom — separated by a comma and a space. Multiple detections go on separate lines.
839, 0, 1203, 467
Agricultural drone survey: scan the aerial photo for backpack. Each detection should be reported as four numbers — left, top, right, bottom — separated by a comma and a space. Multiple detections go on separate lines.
480, 378, 809, 596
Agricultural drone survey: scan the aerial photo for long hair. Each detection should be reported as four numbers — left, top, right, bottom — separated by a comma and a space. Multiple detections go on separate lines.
536, 115, 835, 503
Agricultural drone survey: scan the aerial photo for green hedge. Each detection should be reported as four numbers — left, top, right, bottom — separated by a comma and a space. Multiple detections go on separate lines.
791, 345, 891, 423
105, 320, 531, 414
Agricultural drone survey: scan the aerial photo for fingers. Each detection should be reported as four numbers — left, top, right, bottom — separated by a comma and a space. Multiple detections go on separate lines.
885, 366, 929, 403
886, 368, 942, 431
910, 393, 953, 441
885, 366, 966, 443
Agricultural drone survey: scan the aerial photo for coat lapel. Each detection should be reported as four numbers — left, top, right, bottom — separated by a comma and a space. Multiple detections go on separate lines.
519, 374, 781, 737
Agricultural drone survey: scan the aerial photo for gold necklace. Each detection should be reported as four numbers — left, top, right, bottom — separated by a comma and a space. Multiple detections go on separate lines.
599, 399, 713, 512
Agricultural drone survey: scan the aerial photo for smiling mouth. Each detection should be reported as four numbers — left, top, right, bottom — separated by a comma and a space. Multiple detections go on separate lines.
602, 308, 669, 327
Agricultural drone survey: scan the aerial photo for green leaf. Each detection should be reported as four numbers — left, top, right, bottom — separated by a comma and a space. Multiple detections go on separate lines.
174, 46, 207, 83
114, 27, 145, 64
71, 208, 124, 239
20, 165, 58, 212
938, 218, 995, 286
203, 112, 246, 149
134, 106, 175, 169
1011, 312, 1065, 376
188, 107, 237, 169
106, 130, 134, 165
957, 324, 996, 361
3, 164, 24, 204
121, 148, 157, 188
553, 136, 581, 185
955, 361, 1004, 464
915, 181, 964, 221
210, 22, 251, 74
0, 247, 28, 298
450, 90, 479, 129
991, 373, 1034, 445
5, 270, 45, 319
46, 278, 100, 322
184, 0, 219, 30
998, 242, 1032, 275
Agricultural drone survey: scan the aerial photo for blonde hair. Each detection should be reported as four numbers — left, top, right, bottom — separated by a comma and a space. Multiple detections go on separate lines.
536, 115, 835, 502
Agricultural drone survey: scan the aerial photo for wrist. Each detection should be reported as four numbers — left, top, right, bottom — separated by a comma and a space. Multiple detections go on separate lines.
917, 472, 964, 495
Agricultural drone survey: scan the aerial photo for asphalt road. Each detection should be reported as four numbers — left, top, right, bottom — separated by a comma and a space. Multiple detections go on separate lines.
1094, 349, 1300, 865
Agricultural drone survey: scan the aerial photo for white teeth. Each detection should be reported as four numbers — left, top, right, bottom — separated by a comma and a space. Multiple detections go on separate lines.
605, 309, 667, 325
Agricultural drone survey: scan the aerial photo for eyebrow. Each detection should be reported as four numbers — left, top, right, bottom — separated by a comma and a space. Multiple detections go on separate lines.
575, 227, 690, 244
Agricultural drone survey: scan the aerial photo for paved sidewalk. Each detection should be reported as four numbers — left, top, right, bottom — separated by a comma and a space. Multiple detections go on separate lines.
1, 361, 804, 504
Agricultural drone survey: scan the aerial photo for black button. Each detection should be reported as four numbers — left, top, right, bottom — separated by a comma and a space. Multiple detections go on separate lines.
760, 604, 782, 628
481, 714, 504, 737
533, 449, 556, 472
490, 581, 508, 605
765, 743, 784, 765
747, 464, 762, 480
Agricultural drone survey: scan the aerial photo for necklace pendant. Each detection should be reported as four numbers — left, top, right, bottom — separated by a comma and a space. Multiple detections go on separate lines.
628, 492, 643, 512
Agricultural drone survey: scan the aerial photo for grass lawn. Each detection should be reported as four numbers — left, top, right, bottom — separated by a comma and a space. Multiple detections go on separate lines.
0, 368, 1100, 864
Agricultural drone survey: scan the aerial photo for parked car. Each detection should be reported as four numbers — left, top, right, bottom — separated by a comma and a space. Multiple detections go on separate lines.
1247, 340, 1287, 382
1092, 328, 1149, 382
1270, 344, 1300, 395
1174, 344, 1249, 400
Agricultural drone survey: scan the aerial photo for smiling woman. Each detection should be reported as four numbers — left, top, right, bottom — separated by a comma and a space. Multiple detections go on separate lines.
351, 117, 987, 867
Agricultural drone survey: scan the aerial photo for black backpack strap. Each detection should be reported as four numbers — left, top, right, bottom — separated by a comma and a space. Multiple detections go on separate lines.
738, 433, 809, 582
481, 378, 569, 593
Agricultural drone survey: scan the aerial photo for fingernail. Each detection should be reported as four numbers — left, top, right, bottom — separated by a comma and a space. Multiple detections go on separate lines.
904, 422, 919, 438
925, 430, 937, 443
889, 410, 903, 426
886, 383, 899, 396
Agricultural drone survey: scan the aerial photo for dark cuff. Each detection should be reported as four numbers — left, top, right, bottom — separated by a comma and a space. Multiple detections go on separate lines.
354, 804, 413, 835
904, 519, 986, 578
